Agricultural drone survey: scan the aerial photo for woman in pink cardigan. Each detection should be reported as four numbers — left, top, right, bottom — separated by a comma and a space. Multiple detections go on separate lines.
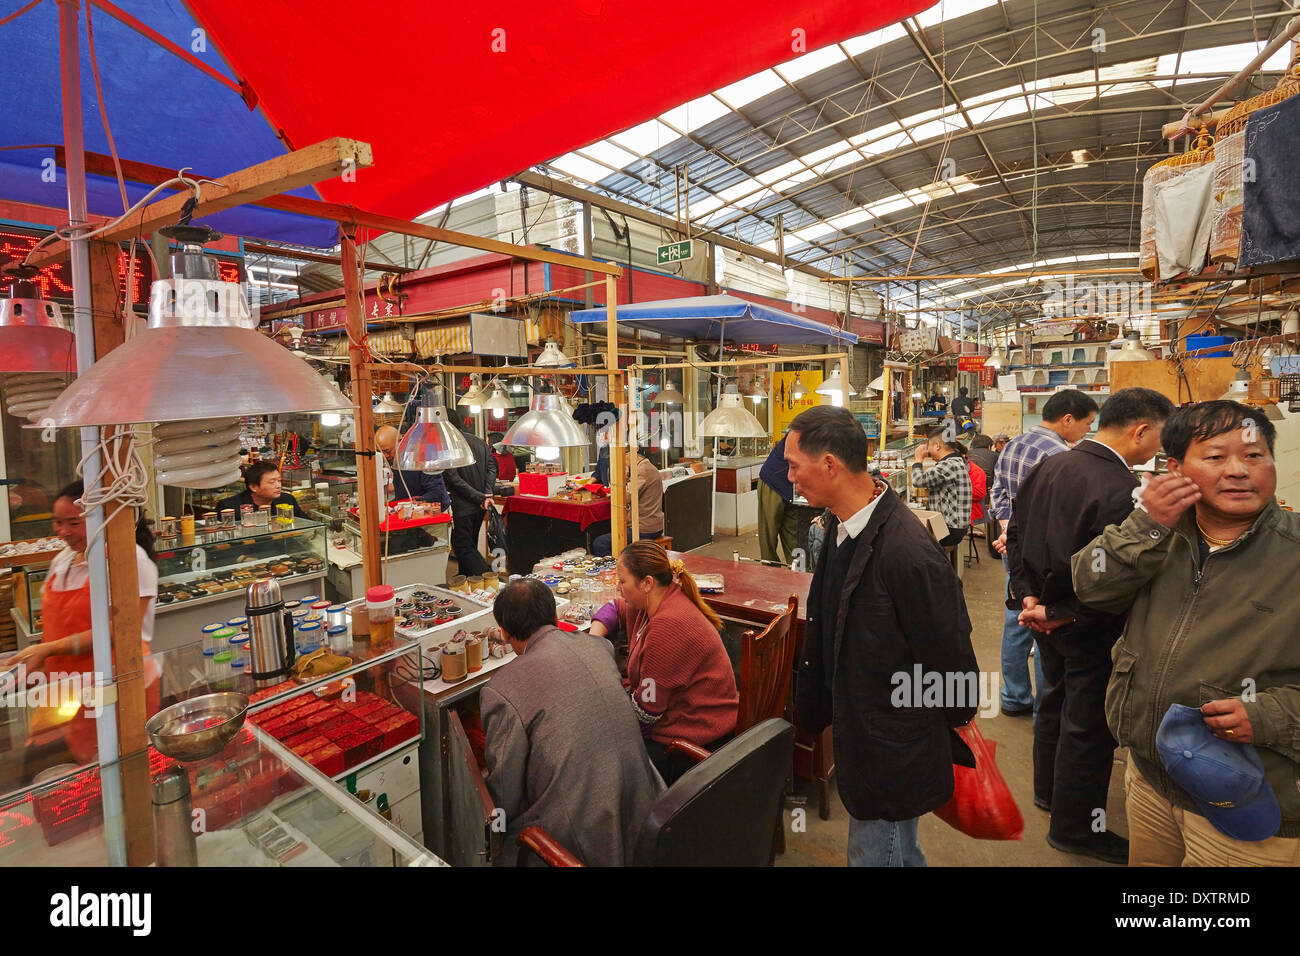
592, 541, 738, 783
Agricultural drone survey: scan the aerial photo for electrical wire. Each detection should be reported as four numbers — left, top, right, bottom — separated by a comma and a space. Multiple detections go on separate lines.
75, 425, 150, 552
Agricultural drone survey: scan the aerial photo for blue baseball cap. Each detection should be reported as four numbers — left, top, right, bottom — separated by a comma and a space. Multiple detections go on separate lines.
1156, 703, 1281, 842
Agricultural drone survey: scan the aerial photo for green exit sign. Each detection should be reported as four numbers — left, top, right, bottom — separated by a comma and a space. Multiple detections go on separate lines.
656, 240, 694, 264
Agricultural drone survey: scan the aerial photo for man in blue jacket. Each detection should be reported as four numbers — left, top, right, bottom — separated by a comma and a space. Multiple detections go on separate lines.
758, 434, 799, 564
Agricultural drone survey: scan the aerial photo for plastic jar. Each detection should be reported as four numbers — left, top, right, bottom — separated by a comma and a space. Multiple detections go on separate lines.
326, 604, 348, 629
200, 622, 225, 654
481, 570, 499, 591
447, 574, 468, 594
295, 620, 323, 654
327, 624, 350, 654
365, 585, 397, 649
441, 641, 467, 682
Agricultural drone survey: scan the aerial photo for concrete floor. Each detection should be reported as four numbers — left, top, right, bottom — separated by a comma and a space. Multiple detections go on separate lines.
688, 529, 1129, 867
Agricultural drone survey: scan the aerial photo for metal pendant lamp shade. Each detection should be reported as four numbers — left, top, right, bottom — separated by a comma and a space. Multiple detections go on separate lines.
42, 226, 350, 427
457, 379, 489, 409
1110, 331, 1155, 362
483, 383, 511, 419
395, 394, 475, 474
655, 381, 685, 404
699, 384, 767, 438
816, 364, 857, 406
534, 339, 572, 368
984, 347, 1007, 371
374, 391, 404, 415
0, 266, 76, 373
791, 373, 808, 400
502, 390, 586, 449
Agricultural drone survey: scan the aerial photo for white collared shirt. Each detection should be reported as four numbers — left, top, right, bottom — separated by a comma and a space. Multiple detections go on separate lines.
1084, 437, 1129, 469
835, 492, 885, 547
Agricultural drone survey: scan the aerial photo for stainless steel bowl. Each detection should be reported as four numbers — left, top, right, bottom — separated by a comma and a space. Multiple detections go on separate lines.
145, 692, 249, 762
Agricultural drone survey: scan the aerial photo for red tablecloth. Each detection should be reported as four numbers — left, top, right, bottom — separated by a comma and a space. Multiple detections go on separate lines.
504, 495, 611, 531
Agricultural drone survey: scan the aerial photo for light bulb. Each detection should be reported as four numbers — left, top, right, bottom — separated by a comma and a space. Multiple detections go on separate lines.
536, 445, 560, 461
492, 407, 505, 419
153, 417, 243, 488
320, 412, 341, 427
470, 404, 482, 414
512, 381, 522, 393
830, 393, 845, 408
660, 437, 669, 449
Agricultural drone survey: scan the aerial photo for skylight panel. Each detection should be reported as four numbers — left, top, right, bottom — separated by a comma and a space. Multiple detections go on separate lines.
914, 0, 999, 28
549, 154, 611, 184
610, 119, 677, 157
578, 140, 639, 170
715, 70, 786, 109
776, 44, 847, 82
841, 23, 908, 57
660, 95, 732, 134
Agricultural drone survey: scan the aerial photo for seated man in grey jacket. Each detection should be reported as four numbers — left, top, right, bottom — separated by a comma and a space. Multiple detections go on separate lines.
483, 578, 664, 865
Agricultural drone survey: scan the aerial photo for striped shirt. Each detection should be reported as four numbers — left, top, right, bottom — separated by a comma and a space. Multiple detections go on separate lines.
990, 425, 1069, 521
911, 453, 973, 535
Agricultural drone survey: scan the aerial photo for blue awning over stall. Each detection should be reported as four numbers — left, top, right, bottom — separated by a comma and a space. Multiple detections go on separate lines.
568, 294, 857, 345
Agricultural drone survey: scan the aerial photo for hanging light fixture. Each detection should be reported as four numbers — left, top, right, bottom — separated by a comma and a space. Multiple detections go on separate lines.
534, 339, 572, 368
0, 264, 75, 374
867, 372, 887, 392
374, 391, 404, 415
502, 385, 587, 456
395, 385, 475, 473
655, 380, 685, 404
1111, 330, 1155, 362
815, 363, 857, 407
985, 347, 1007, 371
791, 372, 808, 400
457, 376, 489, 413
41, 225, 349, 488
746, 378, 766, 404
698, 383, 767, 438
483, 382, 511, 420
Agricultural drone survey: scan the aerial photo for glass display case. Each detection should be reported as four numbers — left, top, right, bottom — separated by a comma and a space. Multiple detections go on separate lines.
152, 520, 328, 652
0, 629, 432, 863
0, 733, 437, 867
9, 564, 49, 641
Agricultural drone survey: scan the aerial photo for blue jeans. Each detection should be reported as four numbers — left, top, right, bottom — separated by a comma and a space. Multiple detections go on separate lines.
1000, 555, 1045, 712
847, 817, 926, 867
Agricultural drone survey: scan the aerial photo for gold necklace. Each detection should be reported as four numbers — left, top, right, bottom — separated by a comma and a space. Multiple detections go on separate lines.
1195, 517, 1238, 548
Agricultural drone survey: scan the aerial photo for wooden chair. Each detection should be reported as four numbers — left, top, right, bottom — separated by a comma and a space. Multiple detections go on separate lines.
736, 594, 799, 735
517, 719, 795, 867
654, 535, 674, 551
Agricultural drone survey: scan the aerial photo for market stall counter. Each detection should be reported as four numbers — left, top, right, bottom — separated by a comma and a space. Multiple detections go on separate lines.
500, 494, 611, 573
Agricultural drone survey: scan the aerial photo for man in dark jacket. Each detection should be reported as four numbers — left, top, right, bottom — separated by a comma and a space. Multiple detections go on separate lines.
787, 406, 978, 866
443, 420, 498, 575
1006, 387, 1171, 864
757, 434, 798, 564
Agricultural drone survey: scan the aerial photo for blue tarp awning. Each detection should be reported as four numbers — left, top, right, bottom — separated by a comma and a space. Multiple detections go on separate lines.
568, 294, 857, 346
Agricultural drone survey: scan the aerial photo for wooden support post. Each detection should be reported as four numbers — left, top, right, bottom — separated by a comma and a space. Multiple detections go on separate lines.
341, 229, 383, 590
606, 275, 627, 555
88, 238, 152, 866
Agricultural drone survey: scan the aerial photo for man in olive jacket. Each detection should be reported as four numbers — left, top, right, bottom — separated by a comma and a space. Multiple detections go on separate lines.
787, 406, 978, 867
1072, 401, 1300, 865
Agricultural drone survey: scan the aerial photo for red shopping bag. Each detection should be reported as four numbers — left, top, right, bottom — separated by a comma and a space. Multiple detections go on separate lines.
934, 722, 1024, 840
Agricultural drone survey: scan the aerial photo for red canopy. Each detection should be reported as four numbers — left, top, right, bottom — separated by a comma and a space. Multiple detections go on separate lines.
189, 0, 933, 220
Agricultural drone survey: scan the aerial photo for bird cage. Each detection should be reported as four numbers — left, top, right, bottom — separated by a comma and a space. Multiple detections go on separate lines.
1209, 60, 1300, 264
1139, 132, 1215, 281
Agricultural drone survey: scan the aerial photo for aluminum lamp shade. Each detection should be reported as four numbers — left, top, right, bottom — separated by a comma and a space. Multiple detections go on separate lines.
395, 404, 475, 473
483, 384, 511, 419
655, 381, 685, 404
984, 348, 1007, 371
1110, 332, 1155, 362
457, 381, 489, 408
534, 339, 572, 368
502, 391, 586, 449
698, 384, 767, 438
0, 270, 76, 373
815, 366, 856, 397
42, 226, 349, 426
374, 391, 404, 414
867, 373, 887, 391
791, 373, 808, 399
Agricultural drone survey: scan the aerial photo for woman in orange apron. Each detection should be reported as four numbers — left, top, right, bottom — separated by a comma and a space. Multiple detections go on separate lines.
2, 482, 158, 771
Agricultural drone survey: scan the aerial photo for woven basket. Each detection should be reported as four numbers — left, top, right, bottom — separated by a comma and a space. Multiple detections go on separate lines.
1208, 61, 1300, 263
1139, 132, 1215, 280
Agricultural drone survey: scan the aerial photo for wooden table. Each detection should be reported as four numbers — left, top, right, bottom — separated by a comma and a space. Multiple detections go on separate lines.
672, 552, 835, 819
